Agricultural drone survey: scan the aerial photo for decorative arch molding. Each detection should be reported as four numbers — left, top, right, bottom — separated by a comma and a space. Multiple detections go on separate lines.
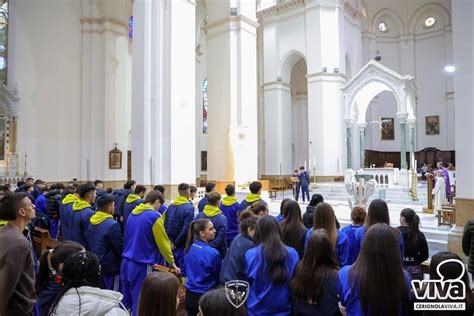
370, 8, 405, 35
408, 2, 451, 34
342, 60, 417, 124
279, 49, 306, 83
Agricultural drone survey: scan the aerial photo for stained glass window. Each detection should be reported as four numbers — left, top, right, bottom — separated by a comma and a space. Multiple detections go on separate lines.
202, 79, 208, 134
128, 16, 133, 40
0, 0, 8, 85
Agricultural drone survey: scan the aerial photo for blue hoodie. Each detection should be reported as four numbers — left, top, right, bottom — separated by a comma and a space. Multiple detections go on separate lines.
68, 200, 95, 249
220, 234, 254, 283
184, 240, 222, 294
305, 228, 351, 267
195, 205, 228, 258
219, 196, 240, 245
198, 195, 209, 213
341, 224, 362, 264
352, 226, 404, 262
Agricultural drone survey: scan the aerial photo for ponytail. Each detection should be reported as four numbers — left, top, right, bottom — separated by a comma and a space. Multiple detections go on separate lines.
185, 218, 210, 253
400, 208, 420, 246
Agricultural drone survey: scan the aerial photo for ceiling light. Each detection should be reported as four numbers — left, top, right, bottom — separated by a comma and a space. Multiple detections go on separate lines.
378, 22, 388, 33
444, 65, 455, 73
425, 17, 436, 28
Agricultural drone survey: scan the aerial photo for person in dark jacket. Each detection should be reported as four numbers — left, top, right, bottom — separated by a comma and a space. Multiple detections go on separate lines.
47, 183, 65, 239
58, 186, 78, 241
198, 182, 216, 213
123, 184, 146, 224
153, 184, 168, 214
290, 229, 341, 316
219, 184, 241, 246
303, 194, 324, 229
68, 183, 96, 249
93, 180, 107, 209
114, 180, 136, 228
239, 181, 267, 212
195, 191, 228, 258
220, 210, 258, 283
164, 183, 195, 276
297, 166, 310, 202
34, 186, 50, 230
86, 195, 123, 290
463, 219, 474, 282
36, 241, 84, 316
32, 179, 46, 200
397, 208, 429, 281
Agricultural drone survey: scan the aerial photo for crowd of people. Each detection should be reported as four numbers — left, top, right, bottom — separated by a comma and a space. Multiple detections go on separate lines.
0, 177, 474, 316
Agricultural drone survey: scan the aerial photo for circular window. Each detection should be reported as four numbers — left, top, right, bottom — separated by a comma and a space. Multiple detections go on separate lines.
424, 17, 436, 28
378, 22, 388, 32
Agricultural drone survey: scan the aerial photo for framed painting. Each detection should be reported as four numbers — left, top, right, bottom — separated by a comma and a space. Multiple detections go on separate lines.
109, 146, 122, 169
425, 115, 440, 135
381, 117, 395, 140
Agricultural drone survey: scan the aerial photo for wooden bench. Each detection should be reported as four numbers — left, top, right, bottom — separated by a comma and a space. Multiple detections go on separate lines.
31, 227, 59, 258
437, 204, 456, 227
268, 178, 288, 198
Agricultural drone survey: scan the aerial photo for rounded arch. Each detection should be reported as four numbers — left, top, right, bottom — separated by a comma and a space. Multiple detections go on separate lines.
408, 2, 451, 34
371, 8, 405, 35
279, 50, 306, 83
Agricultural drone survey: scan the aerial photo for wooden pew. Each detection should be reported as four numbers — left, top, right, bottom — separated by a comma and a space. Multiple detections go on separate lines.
31, 227, 59, 258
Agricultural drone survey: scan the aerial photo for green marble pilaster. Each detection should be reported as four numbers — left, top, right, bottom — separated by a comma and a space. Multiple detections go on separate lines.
359, 125, 366, 169
409, 123, 415, 169
346, 127, 352, 169
400, 122, 407, 169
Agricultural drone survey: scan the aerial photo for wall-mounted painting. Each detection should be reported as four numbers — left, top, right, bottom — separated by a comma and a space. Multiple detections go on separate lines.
425, 115, 440, 135
109, 146, 122, 169
381, 117, 395, 140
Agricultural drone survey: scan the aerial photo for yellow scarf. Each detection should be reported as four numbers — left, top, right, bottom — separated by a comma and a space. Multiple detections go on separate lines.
72, 200, 92, 211
245, 193, 261, 203
222, 196, 238, 206
173, 196, 190, 206
0, 219, 8, 227
203, 205, 222, 217
126, 194, 141, 204
62, 194, 79, 205
90, 211, 113, 225
132, 203, 155, 215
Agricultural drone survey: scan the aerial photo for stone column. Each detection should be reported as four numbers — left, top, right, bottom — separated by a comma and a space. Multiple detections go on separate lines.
206, 0, 258, 184
407, 119, 416, 169
345, 120, 353, 169
397, 113, 408, 170
448, 0, 474, 257
359, 123, 366, 169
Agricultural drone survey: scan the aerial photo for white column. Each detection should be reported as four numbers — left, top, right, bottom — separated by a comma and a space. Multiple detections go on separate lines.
206, 0, 258, 184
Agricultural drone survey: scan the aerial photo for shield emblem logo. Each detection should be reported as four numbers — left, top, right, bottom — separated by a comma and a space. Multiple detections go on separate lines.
225, 280, 249, 309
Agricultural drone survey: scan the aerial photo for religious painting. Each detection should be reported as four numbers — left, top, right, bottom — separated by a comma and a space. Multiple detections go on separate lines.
380, 117, 395, 140
109, 146, 122, 169
425, 115, 440, 135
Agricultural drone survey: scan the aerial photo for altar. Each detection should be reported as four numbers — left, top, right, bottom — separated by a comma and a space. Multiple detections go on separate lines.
360, 168, 400, 187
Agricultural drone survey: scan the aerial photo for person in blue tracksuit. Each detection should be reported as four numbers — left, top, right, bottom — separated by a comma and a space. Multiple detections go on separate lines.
351, 199, 404, 262
245, 215, 299, 316
121, 190, 178, 316
304, 202, 350, 267
86, 195, 123, 291
292, 169, 300, 199
123, 184, 146, 224
184, 218, 222, 316
68, 183, 96, 249
114, 180, 136, 230
164, 183, 195, 276
198, 182, 215, 213
338, 223, 411, 316
340, 206, 366, 264
297, 166, 310, 203
239, 181, 267, 213
220, 210, 258, 283
195, 191, 228, 258
153, 184, 168, 214
189, 185, 198, 204
219, 184, 240, 246
34, 186, 50, 230
58, 188, 79, 241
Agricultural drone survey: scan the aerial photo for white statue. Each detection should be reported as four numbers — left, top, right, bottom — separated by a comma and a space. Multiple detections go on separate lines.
345, 175, 377, 208
432, 170, 446, 212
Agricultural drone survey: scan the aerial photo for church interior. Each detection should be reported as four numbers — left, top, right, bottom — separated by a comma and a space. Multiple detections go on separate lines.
1, 0, 474, 314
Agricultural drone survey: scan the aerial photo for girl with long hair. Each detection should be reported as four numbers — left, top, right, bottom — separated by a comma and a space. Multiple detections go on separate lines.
276, 198, 292, 223
137, 271, 180, 316
397, 208, 429, 280
198, 288, 247, 316
290, 229, 341, 315
280, 200, 307, 259
184, 218, 222, 316
338, 223, 411, 316
49, 251, 127, 315
220, 210, 258, 283
36, 241, 84, 316
351, 199, 404, 261
305, 202, 350, 267
245, 215, 299, 315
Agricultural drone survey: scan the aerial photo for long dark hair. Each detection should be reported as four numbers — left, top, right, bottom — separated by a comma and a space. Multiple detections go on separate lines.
37, 241, 84, 293
49, 251, 103, 315
254, 215, 288, 285
400, 208, 421, 247
365, 199, 390, 227
199, 288, 247, 316
137, 272, 180, 316
290, 229, 339, 304
313, 202, 337, 248
185, 218, 211, 253
279, 198, 292, 218
280, 200, 305, 250
349, 223, 409, 316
